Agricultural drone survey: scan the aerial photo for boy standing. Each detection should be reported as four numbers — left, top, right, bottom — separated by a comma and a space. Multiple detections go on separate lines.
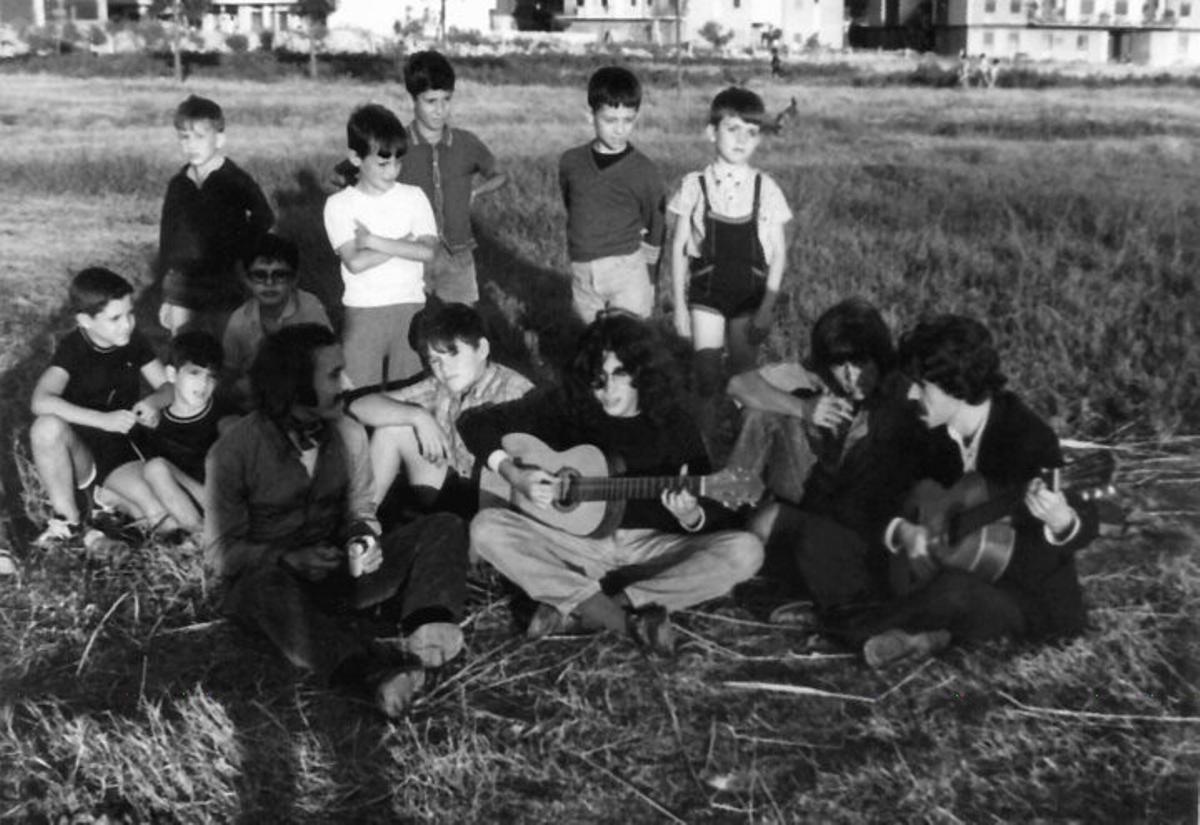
669, 87, 793, 395
400, 50, 507, 305
141, 331, 236, 535
30, 268, 173, 543
324, 104, 437, 388
222, 233, 331, 406
159, 95, 274, 336
348, 302, 533, 522
559, 66, 666, 321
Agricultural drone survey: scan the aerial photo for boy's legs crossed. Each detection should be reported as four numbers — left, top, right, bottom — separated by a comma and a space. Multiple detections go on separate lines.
29, 415, 95, 524
103, 460, 172, 529
614, 528, 764, 612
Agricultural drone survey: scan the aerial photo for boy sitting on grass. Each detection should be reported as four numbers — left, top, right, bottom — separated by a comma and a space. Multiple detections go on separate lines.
324, 104, 437, 387
222, 233, 331, 409
669, 87, 793, 395
559, 66, 667, 321
158, 94, 274, 336
348, 302, 532, 524
30, 267, 173, 545
140, 331, 237, 536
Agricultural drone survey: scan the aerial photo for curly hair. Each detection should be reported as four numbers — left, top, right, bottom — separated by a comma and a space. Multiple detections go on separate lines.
897, 314, 1007, 404
251, 323, 339, 423
566, 313, 684, 430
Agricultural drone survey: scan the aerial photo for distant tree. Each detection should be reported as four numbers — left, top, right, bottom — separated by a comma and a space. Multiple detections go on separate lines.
295, 0, 335, 80
148, 0, 210, 83
698, 20, 734, 50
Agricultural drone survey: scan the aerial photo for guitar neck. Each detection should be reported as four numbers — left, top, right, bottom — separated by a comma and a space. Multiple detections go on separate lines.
568, 475, 706, 502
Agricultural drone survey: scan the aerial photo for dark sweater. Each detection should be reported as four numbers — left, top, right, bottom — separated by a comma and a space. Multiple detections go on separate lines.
558, 143, 666, 263
158, 158, 274, 286
458, 388, 732, 533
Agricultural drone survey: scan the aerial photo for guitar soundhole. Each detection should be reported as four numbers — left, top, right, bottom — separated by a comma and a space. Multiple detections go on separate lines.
552, 467, 581, 513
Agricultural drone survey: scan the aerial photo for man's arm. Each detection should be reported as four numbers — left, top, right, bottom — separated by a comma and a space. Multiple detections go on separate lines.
203, 434, 282, 580
347, 390, 450, 463
472, 169, 507, 202
334, 239, 395, 274
727, 368, 814, 418
669, 213, 692, 339
338, 418, 381, 540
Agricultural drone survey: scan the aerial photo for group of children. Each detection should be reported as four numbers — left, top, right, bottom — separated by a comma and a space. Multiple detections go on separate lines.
29, 50, 790, 554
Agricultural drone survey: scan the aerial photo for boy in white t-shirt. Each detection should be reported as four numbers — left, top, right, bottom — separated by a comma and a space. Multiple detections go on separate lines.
324, 104, 437, 387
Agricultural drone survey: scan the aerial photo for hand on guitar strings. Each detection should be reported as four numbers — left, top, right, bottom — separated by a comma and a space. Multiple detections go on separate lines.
500, 458, 557, 509
894, 520, 937, 582
661, 464, 704, 531
1024, 477, 1077, 537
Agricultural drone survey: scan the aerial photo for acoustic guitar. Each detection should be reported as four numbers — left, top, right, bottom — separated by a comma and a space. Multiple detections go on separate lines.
897, 451, 1116, 586
478, 433, 764, 537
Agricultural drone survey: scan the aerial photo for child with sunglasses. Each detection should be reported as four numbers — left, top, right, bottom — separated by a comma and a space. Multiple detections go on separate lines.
323, 103, 437, 388
222, 234, 331, 409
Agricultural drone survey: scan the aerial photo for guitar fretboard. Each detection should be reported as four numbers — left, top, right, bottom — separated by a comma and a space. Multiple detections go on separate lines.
567, 476, 705, 502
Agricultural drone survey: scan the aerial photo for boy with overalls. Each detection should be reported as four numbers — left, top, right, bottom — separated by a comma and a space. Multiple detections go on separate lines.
669, 87, 793, 398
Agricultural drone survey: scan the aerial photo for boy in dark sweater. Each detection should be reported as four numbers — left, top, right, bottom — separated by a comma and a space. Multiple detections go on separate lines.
559, 66, 666, 321
158, 95, 274, 336
460, 314, 762, 655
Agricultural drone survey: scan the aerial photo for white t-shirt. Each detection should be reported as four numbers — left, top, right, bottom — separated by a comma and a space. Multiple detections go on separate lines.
323, 183, 437, 307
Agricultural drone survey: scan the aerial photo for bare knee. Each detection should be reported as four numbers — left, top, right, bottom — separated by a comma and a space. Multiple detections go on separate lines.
720, 533, 765, 582
30, 415, 69, 450
143, 457, 172, 484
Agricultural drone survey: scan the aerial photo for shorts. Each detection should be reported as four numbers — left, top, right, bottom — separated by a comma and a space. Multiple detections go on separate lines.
343, 302, 425, 389
76, 426, 142, 487
687, 267, 765, 319
427, 247, 480, 305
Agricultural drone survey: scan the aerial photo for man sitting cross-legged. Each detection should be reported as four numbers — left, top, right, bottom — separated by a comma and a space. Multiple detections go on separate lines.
348, 302, 533, 525
460, 313, 763, 655
725, 298, 930, 614
827, 315, 1100, 667
204, 324, 469, 717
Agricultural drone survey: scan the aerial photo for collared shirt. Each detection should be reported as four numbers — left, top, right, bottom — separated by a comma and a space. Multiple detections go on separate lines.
946, 400, 992, 473
390, 362, 533, 477
204, 412, 379, 582
667, 163, 792, 259
222, 289, 332, 376
399, 124, 497, 253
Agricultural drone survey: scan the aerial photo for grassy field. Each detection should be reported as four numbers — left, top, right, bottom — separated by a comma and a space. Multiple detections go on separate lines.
0, 74, 1198, 822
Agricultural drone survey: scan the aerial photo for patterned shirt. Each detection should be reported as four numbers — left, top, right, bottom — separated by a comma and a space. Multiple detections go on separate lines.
390, 362, 533, 477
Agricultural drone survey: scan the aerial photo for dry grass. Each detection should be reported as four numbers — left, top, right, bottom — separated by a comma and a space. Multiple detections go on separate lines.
0, 74, 1198, 822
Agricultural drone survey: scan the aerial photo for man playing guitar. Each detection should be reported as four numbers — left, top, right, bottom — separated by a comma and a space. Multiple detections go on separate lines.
459, 313, 763, 655
831, 315, 1102, 667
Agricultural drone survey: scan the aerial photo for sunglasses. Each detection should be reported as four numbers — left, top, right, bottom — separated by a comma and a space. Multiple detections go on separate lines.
247, 267, 295, 284
590, 369, 632, 391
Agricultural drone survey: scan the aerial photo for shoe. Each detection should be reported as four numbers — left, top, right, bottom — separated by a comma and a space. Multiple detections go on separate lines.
526, 602, 565, 639
863, 629, 952, 669
405, 621, 464, 668
34, 515, 83, 548
366, 662, 426, 719
627, 605, 676, 657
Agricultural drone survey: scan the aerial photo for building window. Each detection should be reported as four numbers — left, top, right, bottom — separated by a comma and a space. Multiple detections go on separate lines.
1115, 0, 1128, 14
1080, 0, 1094, 13
983, 31, 995, 46
1181, 33, 1191, 51
1010, 0, 1022, 13
734, 0, 742, 7
1008, 30, 1020, 48
985, 0, 996, 11
1182, 1, 1192, 15
1077, 33, 1088, 49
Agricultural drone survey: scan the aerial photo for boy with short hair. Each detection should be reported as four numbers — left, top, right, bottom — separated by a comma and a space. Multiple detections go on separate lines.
141, 331, 236, 535
332, 51, 506, 305
222, 233, 331, 407
669, 86, 793, 395
559, 65, 667, 321
348, 302, 533, 523
324, 103, 437, 388
30, 268, 173, 544
158, 94, 274, 336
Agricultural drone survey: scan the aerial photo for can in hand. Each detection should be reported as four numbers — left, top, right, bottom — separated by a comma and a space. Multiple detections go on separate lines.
347, 536, 375, 578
